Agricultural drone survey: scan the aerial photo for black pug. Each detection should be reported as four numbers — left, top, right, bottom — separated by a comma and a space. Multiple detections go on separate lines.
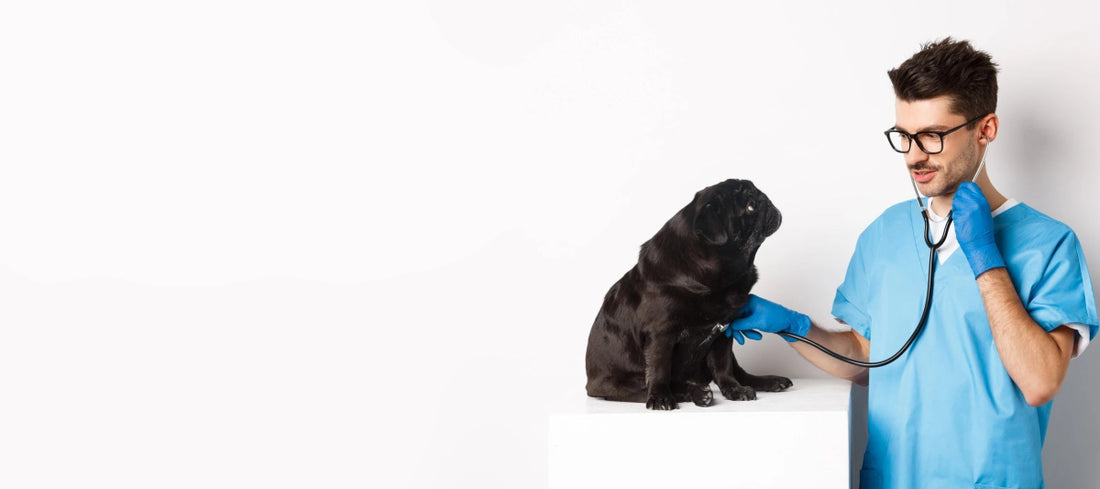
585, 179, 792, 410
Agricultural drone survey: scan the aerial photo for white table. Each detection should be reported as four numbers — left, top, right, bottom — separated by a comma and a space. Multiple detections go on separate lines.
548, 378, 853, 489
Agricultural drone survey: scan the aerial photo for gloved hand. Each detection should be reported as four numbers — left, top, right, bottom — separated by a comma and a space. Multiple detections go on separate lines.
727, 329, 763, 346
724, 295, 811, 343
951, 181, 1005, 278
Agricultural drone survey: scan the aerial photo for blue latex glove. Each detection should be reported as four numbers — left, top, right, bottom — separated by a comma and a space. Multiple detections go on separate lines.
724, 295, 811, 343
951, 181, 1005, 278
728, 329, 763, 345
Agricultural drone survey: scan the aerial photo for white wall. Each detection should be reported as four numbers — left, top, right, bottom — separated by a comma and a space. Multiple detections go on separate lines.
2, 1, 1098, 488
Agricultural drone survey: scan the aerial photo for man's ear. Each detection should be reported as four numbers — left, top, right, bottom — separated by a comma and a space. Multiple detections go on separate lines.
979, 113, 999, 143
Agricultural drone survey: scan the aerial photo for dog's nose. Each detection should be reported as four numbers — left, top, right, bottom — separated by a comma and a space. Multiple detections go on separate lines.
765, 206, 782, 236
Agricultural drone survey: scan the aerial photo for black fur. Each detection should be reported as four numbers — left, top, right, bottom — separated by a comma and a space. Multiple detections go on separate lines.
585, 179, 792, 410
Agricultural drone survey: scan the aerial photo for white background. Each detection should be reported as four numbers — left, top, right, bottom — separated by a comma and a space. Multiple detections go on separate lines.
2, 1, 1099, 488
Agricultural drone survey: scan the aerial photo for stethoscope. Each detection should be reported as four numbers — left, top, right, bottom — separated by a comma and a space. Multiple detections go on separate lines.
773, 138, 991, 368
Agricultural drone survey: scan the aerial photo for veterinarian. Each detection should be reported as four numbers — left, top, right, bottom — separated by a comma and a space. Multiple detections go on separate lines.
724, 38, 1098, 488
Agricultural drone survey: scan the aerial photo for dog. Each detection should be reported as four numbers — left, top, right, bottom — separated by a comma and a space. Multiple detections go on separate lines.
585, 179, 792, 410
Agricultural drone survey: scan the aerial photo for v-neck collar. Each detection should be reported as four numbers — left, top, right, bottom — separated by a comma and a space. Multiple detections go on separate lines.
908, 197, 1022, 269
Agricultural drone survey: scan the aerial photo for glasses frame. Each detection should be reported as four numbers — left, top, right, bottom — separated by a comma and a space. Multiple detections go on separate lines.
884, 115, 985, 154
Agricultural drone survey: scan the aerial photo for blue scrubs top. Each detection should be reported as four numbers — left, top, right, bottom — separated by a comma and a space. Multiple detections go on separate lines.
833, 200, 1098, 489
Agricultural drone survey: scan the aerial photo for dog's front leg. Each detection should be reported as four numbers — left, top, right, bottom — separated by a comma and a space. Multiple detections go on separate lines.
643, 330, 678, 410
707, 340, 757, 401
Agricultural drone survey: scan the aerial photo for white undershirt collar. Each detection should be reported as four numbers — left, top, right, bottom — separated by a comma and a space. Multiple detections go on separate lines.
925, 197, 1019, 263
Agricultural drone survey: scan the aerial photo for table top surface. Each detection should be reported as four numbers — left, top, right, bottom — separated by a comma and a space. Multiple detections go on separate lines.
553, 377, 854, 415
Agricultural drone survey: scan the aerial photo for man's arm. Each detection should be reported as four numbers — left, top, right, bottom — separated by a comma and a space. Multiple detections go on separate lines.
789, 323, 870, 386
724, 296, 871, 384
952, 182, 1077, 406
977, 268, 1076, 406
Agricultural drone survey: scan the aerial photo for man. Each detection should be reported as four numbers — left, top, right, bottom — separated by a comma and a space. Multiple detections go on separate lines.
725, 38, 1099, 488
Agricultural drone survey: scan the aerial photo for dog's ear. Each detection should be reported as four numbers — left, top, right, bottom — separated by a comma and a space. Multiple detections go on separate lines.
670, 274, 711, 294
694, 201, 728, 245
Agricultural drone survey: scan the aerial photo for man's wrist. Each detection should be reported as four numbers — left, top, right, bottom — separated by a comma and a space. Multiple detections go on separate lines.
789, 313, 812, 337
966, 242, 1006, 278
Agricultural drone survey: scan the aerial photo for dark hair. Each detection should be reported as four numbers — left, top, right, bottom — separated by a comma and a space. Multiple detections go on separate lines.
888, 37, 998, 123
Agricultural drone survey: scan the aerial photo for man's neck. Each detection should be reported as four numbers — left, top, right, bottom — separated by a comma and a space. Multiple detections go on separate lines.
930, 181, 1007, 217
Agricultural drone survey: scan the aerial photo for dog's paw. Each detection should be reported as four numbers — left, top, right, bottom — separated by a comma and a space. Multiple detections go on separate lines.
646, 391, 679, 411
691, 386, 714, 407
753, 375, 793, 392
720, 385, 757, 401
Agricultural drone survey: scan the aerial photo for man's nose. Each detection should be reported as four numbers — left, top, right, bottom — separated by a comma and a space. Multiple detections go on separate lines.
905, 144, 930, 166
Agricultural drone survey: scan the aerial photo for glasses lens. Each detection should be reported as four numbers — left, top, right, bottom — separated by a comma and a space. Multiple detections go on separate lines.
887, 131, 910, 153
916, 132, 943, 154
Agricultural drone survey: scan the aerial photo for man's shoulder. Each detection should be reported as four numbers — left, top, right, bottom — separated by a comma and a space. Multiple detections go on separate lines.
861, 200, 919, 233
846, 200, 922, 253
880, 200, 918, 219
999, 202, 1077, 238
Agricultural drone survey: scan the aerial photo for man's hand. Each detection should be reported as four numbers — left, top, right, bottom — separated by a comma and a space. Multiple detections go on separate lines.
727, 329, 763, 345
952, 181, 1006, 278
724, 295, 811, 343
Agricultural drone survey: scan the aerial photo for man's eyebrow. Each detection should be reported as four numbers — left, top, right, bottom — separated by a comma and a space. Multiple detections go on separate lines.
892, 123, 952, 133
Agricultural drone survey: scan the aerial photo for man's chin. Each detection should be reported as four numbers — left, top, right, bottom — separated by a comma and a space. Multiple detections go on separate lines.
917, 179, 963, 199
915, 183, 942, 198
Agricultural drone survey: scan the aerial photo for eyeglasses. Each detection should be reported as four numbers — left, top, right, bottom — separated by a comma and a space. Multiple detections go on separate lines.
884, 115, 984, 154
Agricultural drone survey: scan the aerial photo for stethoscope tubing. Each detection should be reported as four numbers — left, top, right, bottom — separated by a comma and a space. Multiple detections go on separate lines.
777, 209, 952, 368
785, 135, 989, 367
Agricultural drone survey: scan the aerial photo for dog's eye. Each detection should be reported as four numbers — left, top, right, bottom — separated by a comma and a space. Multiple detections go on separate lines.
746, 204, 755, 213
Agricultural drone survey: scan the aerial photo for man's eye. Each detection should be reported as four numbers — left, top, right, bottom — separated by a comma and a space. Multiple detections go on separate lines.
917, 133, 940, 144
